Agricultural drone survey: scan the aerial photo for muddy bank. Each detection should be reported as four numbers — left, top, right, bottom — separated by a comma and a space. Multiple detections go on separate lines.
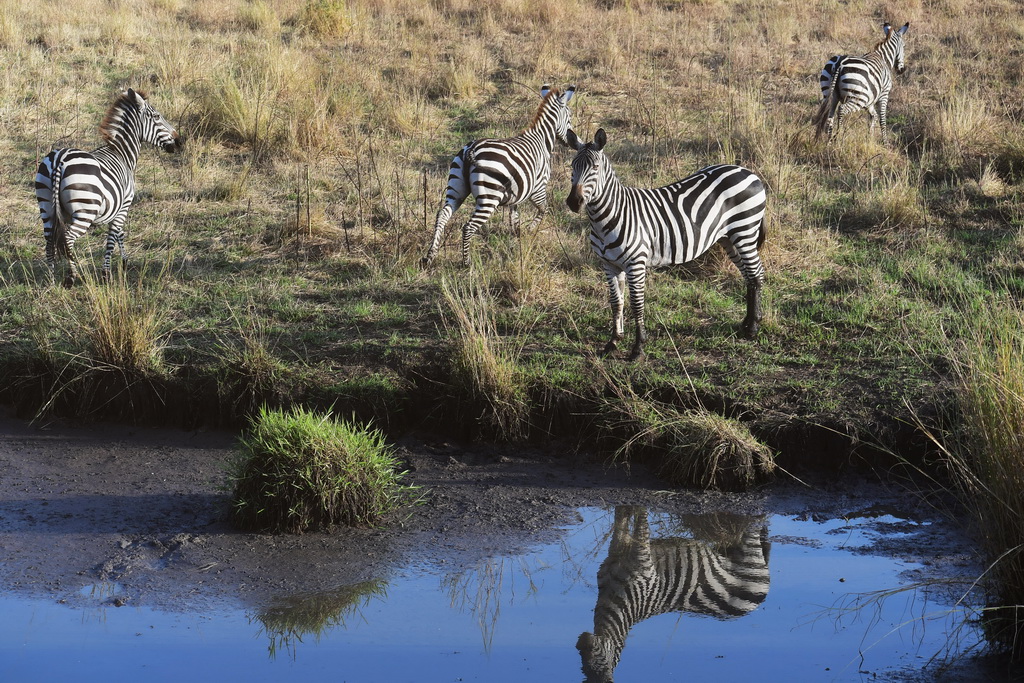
0, 410, 980, 618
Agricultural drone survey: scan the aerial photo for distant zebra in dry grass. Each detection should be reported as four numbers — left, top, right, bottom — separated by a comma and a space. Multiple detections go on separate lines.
566, 128, 767, 360
814, 22, 910, 143
578, 507, 771, 683
420, 84, 576, 267
34, 89, 183, 286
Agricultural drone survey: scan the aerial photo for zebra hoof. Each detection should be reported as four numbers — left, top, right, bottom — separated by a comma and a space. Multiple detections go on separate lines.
419, 255, 432, 269
741, 321, 761, 339
627, 346, 645, 362
62, 274, 75, 288
599, 340, 618, 357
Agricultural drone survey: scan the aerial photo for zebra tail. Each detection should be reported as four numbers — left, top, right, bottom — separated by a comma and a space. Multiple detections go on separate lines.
49, 162, 70, 258
812, 61, 842, 140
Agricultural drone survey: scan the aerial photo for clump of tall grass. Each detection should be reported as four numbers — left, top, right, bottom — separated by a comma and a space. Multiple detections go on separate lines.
293, 0, 353, 38
439, 276, 528, 440
924, 91, 999, 171
213, 306, 291, 417
229, 405, 415, 533
76, 267, 169, 377
841, 165, 927, 232
929, 304, 1024, 660
24, 263, 172, 419
238, 0, 281, 34
609, 393, 775, 491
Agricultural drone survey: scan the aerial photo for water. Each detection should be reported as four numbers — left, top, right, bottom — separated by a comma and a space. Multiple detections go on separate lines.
1, 506, 980, 682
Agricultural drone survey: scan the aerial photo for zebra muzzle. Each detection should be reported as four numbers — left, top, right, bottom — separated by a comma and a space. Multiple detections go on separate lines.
566, 185, 583, 213
164, 133, 184, 153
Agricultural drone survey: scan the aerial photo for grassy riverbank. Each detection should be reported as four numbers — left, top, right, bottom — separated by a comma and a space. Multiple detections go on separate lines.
0, 0, 1020, 457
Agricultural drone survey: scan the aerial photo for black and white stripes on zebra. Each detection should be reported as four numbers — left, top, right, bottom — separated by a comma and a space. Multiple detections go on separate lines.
814, 22, 910, 143
578, 507, 771, 683
34, 89, 183, 286
566, 128, 767, 360
420, 84, 576, 267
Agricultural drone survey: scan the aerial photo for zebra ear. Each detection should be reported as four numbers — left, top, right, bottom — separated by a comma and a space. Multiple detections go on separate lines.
882, 22, 892, 36
898, 22, 909, 34
562, 85, 576, 104
540, 83, 552, 99
566, 129, 583, 151
593, 128, 607, 151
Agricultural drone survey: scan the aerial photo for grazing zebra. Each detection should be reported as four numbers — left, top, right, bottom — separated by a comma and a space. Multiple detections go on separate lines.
420, 84, 576, 267
35, 88, 183, 286
814, 22, 910, 143
566, 128, 767, 360
578, 507, 771, 683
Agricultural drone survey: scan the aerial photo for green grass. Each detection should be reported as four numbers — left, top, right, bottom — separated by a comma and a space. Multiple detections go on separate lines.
229, 405, 417, 532
927, 303, 1024, 659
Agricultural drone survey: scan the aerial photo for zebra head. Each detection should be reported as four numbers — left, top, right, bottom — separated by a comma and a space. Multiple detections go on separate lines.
576, 631, 616, 683
126, 89, 183, 153
539, 83, 577, 148
566, 127, 608, 214
882, 22, 909, 74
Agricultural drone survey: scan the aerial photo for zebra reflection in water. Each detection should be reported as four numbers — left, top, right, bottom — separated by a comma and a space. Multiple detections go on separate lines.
578, 506, 771, 683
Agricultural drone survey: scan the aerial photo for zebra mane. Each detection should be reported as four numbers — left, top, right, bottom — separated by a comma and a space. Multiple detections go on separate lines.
99, 89, 148, 143
525, 89, 562, 132
872, 29, 902, 53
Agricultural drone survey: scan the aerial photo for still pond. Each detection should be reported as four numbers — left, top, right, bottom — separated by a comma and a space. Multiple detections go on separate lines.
2, 504, 981, 682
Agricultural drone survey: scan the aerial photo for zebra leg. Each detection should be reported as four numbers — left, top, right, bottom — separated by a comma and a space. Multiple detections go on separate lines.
832, 103, 853, 142
62, 230, 80, 288
102, 215, 127, 282
422, 201, 459, 267
460, 200, 499, 267
742, 279, 764, 339
878, 95, 890, 144
422, 150, 472, 267
601, 266, 626, 356
62, 214, 95, 287
39, 211, 58, 283
625, 265, 648, 361
723, 240, 765, 339
525, 192, 548, 233
36, 171, 59, 283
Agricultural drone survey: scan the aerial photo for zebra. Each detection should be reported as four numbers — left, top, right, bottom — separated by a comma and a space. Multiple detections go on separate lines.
566, 128, 767, 360
578, 506, 771, 683
420, 84, 576, 267
813, 22, 910, 143
34, 88, 183, 286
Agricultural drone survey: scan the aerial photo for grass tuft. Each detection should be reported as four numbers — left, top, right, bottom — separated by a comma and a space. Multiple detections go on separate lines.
439, 276, 528, 440
934, 304, 1024, 658
229, 405, 415, 533
610, 394, 775, 491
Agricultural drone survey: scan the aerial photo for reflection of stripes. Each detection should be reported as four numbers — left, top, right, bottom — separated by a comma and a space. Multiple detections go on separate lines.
814, 22, 910, 142
421, 84, 576, 266
578, 507, 771, 682
34, 89, 182, 284
567, 128, 766, 358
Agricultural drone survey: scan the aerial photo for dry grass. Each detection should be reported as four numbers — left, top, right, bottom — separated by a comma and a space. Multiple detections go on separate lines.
439, 276, 528, 440
610, 394, 776, 491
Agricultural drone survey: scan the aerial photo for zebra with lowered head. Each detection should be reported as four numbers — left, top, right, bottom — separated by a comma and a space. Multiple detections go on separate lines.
814, 22, 910, 143
566, 128, 767, 360
420, 84, 576, 267
578, 507, 771, 683
34, 88, 183, 286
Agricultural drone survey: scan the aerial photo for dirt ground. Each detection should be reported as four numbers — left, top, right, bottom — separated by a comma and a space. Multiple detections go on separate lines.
0, 409, 982, 617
